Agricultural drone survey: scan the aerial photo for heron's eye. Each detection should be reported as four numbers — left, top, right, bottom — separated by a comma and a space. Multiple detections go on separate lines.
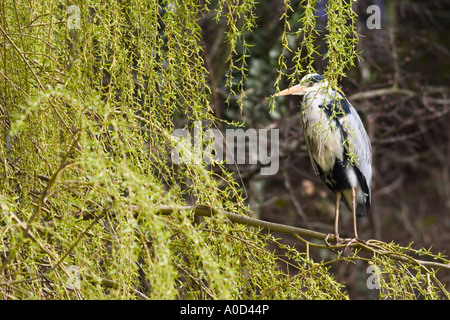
307, 81, 314, 87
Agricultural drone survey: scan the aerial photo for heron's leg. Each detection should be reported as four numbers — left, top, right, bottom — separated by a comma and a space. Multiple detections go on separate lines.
341, 188, 365, 250
351, 187, 358, 239
334, 191, 341, 241
324, 191, 341, 245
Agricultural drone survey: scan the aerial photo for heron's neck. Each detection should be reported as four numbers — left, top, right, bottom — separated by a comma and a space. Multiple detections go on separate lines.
304, 85, 338, 106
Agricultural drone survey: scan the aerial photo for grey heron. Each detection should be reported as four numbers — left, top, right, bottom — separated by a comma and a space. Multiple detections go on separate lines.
275, 73, 372, 242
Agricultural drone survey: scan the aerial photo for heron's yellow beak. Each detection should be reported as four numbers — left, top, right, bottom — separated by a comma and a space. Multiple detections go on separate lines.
274, 84, 309, 97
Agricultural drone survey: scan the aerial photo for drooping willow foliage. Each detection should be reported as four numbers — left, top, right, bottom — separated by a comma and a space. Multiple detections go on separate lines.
0, 0, 449, 299
275, 0, 359, 97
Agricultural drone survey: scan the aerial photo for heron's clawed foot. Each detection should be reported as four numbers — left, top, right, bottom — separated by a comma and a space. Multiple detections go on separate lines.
324, 232, 340, 246
324, 234, 366, 251
342, 237, 366, 245
341, 237, 366, 253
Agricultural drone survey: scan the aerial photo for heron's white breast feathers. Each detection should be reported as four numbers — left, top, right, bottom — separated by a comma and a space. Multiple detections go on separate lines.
301, 87, 372, 188
302, 95, 344, 173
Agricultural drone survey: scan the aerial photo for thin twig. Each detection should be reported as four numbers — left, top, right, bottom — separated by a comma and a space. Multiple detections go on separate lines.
283, 168, 309, 225
0, 24, 44, 90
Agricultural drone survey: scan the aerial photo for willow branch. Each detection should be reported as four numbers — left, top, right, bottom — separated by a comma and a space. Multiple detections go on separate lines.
158, 204, 326, 240
157, 204, 450, 271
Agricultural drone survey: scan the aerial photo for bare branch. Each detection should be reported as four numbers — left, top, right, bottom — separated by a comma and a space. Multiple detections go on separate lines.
156, 204, 450, 271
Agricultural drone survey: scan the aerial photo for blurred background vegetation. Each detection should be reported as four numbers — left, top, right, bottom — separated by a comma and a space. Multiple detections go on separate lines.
1, 0, 450, 299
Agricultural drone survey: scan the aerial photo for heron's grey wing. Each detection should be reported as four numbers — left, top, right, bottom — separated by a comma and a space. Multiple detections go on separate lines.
337, 99, 372, 191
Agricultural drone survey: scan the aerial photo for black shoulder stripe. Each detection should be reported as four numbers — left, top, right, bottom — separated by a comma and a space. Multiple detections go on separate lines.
323, 98, 352, 119
310, 74, 325, 83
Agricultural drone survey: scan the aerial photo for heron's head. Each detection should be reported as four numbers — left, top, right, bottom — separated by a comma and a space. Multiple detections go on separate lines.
274, 73, 327, 97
